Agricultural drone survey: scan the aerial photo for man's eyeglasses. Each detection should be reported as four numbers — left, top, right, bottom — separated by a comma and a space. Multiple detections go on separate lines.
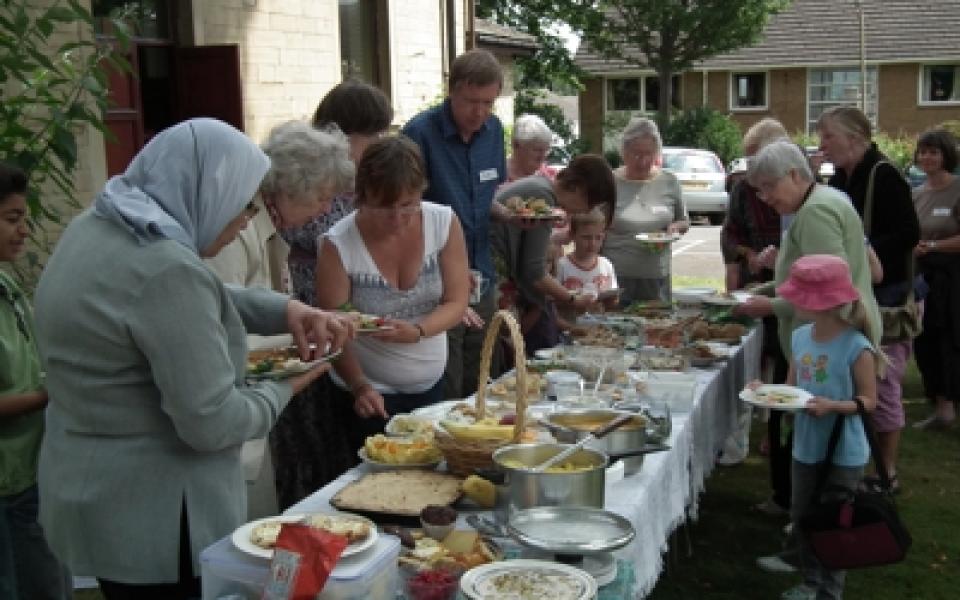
244, 201, 260, 217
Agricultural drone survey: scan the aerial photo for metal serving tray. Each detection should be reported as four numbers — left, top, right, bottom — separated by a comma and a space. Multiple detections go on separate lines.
506, 506, 635, 555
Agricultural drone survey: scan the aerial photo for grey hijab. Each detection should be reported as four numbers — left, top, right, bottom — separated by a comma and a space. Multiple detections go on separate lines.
94, 118, 270, 254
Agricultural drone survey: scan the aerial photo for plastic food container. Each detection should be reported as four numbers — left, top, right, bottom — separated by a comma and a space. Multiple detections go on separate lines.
200, 531, 400, 600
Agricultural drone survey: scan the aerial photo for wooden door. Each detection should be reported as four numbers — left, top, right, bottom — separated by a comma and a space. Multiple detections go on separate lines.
174, 45, 244, 131
103, 48, 144, 177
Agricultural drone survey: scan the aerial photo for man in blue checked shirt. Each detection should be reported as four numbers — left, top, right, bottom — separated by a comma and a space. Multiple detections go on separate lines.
403, 49, 525, 399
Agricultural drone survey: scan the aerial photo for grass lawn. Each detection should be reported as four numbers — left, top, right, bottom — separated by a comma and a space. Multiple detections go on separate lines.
74, 362, 959, 600
672, 274, 725, 290
648, 360, 960, 600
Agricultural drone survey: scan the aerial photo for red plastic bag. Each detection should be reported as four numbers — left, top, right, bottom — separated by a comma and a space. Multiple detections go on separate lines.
262, 523, 348, 600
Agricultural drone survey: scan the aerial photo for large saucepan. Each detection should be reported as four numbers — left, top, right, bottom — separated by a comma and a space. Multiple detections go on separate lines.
491, 443, 607, 514
543, 409, 651, 475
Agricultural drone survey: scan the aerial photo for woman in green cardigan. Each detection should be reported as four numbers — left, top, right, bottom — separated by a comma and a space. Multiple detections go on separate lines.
736, 140, 881, 365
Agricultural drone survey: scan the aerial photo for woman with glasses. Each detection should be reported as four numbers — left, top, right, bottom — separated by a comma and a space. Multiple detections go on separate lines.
316, 136, 469, 439
603, 117, 689, 305
32, 119, 353, 599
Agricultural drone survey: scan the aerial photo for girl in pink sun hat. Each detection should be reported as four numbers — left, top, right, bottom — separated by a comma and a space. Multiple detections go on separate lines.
766, 254, 881, 600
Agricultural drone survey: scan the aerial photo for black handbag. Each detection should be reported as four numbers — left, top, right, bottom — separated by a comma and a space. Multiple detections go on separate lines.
799, 400, 911, 569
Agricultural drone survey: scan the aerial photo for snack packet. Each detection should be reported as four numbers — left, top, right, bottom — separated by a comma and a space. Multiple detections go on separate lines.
261, 523, 348, 600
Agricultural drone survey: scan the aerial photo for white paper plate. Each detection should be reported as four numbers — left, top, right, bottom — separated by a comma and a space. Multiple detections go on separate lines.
246, 349, 341, 381
739, 384, 812, 412
702, 294, 740, 307
596, 287, 621, 300
635, 233, 681, 243
231, 513, 378, 560
460, 559, 597, 600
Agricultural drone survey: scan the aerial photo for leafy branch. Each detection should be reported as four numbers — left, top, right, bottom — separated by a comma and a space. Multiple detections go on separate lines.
0, 0, 132, 287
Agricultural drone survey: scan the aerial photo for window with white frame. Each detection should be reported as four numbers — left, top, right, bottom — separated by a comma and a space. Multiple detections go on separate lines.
920, 64, 960, 103
731, 72, 767, 109
606, 76, 681, 113
807, 67, 878, 133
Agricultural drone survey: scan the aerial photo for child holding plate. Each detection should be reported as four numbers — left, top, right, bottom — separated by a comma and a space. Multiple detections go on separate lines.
556, 208, 620, 330
767, 254, 880, 600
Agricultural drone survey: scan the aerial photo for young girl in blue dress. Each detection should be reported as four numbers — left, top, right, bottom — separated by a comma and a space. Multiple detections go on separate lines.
768, 254, 880, 600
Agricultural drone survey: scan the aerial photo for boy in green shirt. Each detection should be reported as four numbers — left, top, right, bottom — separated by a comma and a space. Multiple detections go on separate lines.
0, 163, 71, 599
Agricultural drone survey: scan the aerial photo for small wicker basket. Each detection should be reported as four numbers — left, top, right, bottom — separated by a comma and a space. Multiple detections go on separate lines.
434, 310, 529, 476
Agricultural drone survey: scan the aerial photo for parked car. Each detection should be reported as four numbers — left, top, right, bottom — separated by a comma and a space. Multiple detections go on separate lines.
661, 147, 728, 224
804, 146, 835, 181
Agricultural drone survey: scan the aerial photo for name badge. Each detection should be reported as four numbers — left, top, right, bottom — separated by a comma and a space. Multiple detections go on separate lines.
932, 207, 952, 217
651, 205, 672, 215
478, 168, 499, 182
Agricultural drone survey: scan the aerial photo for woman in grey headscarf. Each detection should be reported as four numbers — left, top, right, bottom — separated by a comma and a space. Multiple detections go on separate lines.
32, 118, 353, 599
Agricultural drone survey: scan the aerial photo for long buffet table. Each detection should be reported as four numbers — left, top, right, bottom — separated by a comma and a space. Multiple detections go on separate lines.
200, 325, 762, 599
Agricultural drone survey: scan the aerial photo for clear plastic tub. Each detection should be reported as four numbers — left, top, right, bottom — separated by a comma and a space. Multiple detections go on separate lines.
200, 532, 400, 600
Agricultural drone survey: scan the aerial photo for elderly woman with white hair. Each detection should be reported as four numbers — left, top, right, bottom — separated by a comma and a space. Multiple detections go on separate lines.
206, 120, 355, 291
32, 119, 353, 599
507, 113, 557, 182
736, 140, 881, 366
603, 117, 688, 304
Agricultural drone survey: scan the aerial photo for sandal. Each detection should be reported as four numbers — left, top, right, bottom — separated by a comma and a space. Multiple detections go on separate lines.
861, 474, 900, 495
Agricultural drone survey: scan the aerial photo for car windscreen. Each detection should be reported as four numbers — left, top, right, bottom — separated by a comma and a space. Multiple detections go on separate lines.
663, 153, 722, 173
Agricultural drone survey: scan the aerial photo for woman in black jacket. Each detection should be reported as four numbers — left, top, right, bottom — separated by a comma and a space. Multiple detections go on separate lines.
817, 106, 920, 493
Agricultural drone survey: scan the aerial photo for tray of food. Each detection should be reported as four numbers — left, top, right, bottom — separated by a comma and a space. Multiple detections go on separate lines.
231, 512, 377, 560
486, 373, 543, 399
635, 232, 682, 243
739, 384, 812, 411
330, 470, 463, 522
246, 346, 341, 380
385, 414, 435, 437
502, 196, 563, 220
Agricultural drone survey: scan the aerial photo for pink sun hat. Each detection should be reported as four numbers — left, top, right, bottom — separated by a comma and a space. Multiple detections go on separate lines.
776, 254, 860, 311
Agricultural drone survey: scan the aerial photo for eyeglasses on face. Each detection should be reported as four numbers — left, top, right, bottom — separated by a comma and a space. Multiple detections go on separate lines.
244, 201, 260, 217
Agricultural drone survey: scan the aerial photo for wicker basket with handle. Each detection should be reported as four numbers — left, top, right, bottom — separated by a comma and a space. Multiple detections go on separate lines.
434, 309, 529, 476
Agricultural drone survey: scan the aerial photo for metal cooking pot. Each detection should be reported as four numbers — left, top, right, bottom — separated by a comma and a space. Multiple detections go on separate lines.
543, 409, 649, 475
491, 443, 607, 514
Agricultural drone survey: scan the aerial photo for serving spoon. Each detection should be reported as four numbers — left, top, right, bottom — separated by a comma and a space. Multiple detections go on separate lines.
530, 413, 634, 473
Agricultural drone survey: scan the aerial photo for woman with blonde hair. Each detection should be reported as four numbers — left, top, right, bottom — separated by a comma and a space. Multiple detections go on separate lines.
817, 105, 920, 492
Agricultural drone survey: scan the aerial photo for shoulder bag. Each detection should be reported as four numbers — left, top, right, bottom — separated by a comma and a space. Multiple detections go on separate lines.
863, 161, 923, 343
799, 399, 912, 569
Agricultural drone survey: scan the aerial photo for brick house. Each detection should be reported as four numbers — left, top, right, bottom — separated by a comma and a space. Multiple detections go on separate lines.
575, 0, 960, 153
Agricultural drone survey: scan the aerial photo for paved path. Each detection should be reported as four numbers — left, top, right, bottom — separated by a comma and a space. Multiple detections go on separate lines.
672, 224, 723, 280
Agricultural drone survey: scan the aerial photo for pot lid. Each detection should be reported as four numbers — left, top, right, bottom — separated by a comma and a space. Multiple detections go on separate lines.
506, 506, 635, 555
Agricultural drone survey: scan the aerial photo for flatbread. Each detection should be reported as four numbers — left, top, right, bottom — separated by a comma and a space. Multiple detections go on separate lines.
331, 471, 463, 517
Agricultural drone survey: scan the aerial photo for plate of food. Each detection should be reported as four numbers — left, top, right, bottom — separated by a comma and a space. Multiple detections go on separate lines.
385, 414, 435, 437
503, 196, 563, 220
359, 434, 442, 470
739, 384, 812, 411
459, 559, 597, 600
231, 512, 377, 560
702, 292, 740, 307
339, 310, 395, 334
596, 287, 621, 301
246, 346, 341, 380
635, 232, 681, 243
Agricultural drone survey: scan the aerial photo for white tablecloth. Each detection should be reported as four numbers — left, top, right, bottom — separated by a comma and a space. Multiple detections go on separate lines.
200, 326, 762, 599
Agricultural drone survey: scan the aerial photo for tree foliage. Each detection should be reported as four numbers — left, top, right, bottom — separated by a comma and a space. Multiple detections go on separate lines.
0, 0, 131, 286
662, 107, 743, 166
585, 0, 788, 124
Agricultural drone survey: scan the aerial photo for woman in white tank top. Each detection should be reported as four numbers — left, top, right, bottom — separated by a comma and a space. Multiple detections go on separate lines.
316, 136, 470, 438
